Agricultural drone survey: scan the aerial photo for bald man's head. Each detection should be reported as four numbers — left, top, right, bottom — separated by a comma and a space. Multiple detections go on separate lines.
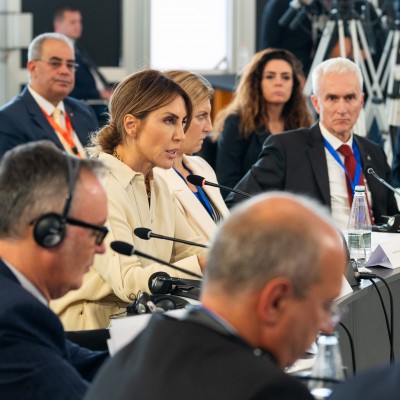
203, 192, 344, 295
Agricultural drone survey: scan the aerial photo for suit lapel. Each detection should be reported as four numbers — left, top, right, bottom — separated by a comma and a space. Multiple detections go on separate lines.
21, 88, 64, 148
354, 135, 378, 199
168, 168, 216, 238
64, 99, 91, 147
307, 123, 331, 207
0, 259, 19, 283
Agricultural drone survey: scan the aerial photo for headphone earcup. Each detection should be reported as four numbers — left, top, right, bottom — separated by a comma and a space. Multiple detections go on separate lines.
33, 213, 65, 248
126, 292, 151, 315
148, 272, 172, 295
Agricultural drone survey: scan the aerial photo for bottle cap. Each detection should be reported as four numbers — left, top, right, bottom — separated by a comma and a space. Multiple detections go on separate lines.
354, 185, 365, 192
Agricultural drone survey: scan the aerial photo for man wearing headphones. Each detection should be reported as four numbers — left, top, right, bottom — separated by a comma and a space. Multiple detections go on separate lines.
0, 141, 109, 399
85, 192, 346, 400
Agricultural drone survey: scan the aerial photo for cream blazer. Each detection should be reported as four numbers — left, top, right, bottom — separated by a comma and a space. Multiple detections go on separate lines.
51, 153, 206, 330
154, 155, 229, 241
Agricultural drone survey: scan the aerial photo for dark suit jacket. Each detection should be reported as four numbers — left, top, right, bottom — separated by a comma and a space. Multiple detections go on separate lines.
85, 308, 313, 400
216, 114, 270, 196
0, 260, 108, 400
71, 49, 107, 100
330, 362, 400, 400
226, 123, 399, 224
0, 86, 98, 159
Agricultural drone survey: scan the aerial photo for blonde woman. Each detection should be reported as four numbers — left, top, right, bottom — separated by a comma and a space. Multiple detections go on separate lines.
155, 71, 229, 241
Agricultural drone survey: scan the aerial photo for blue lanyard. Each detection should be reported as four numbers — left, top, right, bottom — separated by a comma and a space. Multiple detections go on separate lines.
323, 138, 362, 194
174, 165, 215, 220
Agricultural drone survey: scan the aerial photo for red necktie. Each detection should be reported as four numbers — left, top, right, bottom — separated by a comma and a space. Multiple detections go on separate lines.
337, 144, 373, 222
337, 144, 356, 205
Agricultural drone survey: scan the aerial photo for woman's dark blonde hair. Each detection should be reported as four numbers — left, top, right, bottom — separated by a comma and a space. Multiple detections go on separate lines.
90, 69, 193, 153
213, 48, 313, 140
164, 70, 214, 108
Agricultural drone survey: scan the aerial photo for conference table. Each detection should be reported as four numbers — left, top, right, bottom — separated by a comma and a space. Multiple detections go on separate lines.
336, 237, 400, 376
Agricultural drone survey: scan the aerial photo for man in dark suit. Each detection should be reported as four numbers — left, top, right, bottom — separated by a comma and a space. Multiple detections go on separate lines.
330, 361, 400, 400
0, 141, 109, 399
226, 57, 398, 228
0, 32, 98, 160
85, 192, 346, 400
54, 6, 112, 124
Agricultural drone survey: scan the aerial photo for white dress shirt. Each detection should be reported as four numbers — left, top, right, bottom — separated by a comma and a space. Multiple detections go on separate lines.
320, 122, 372, 229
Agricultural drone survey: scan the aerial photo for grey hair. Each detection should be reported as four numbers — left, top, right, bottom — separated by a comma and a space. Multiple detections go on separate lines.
0, 141, 104, 239
204, 192, 336, 295
311, 57, 363, 95
28, 32, 74, 61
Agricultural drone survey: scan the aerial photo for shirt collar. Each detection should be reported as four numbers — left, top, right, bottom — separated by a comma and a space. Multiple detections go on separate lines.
3, 259, 48, 306
28, 85, 66, 116
319, 122, 353, 150
98, 152, 148, 188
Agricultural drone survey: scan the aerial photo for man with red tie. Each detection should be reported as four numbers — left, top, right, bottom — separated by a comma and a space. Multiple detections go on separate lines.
226, 57, 398, 228
0, 32, 98, 160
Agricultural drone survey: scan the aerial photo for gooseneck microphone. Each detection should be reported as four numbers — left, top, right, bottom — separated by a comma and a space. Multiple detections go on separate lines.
366, 167, 400, 197
187, 174, 251, 198
110, 241, 202, 279
134, 227, 208, 249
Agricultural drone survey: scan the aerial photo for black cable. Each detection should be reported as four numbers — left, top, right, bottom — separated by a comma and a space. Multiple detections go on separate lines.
372, 275, 394, 363
369, 279, 392, 360
338, 321, 356, 375
356, 272, 394, 363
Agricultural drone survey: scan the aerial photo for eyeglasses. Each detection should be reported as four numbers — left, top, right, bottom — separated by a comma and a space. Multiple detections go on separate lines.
35, 59, 79, 72
296, 288, 348, 332
65, 217, 109, 245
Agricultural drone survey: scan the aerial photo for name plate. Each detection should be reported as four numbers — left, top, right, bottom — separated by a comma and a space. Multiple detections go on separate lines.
365, 233, 400, 269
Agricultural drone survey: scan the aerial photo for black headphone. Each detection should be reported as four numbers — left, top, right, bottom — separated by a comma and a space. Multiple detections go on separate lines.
33, 155, 81, 248
148, 272, 201, 300
126, 291, 190, 315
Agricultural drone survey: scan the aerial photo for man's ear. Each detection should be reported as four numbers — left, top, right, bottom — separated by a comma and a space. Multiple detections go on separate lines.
311, 95, 320, 115
124, 114, 140, 138
27, 60, 37, 77
257, 277, 293, 326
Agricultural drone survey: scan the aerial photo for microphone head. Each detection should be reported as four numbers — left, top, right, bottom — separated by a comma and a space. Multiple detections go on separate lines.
134, 227, 152, 240
110, 240, 134, 256
187, 174, 205, 186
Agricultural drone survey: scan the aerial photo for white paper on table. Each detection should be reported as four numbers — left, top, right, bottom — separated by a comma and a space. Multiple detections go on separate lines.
364, 232, 400, 269
107, 309, 186, 356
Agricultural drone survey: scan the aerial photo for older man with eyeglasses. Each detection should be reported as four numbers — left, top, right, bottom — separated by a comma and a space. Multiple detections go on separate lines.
0, 141, 109, 400
0, 32, 98, 160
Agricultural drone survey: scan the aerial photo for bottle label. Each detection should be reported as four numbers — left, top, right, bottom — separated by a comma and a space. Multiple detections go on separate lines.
348, 232, 371, 249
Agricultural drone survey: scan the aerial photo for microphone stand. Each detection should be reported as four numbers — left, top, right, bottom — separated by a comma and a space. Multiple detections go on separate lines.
367, 167, 400, 197
149, 232, 209, 248
111, 241, 202, 279
204, 181, 251, 198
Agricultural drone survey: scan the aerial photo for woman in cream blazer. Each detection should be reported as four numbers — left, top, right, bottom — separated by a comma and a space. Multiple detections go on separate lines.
51, 70, 207, 330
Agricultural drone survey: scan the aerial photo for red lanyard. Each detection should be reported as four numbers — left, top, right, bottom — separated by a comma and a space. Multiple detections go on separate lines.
41, 108, 82, 157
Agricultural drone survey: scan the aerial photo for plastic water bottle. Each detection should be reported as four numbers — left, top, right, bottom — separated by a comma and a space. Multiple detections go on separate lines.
347, 185, 372, 266
308, 333, 345, 399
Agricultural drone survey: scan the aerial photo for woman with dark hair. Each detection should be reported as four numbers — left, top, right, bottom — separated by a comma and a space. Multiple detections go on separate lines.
213, 48, 313, 193
52, 69, 206, 330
